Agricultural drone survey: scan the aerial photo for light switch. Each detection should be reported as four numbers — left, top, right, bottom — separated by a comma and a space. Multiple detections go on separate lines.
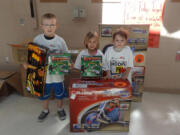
20, 18, 24, 26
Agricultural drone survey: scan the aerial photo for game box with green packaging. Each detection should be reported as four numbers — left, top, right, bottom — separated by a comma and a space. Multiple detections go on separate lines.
48, 53, 71, 75
81, 56, 102, 79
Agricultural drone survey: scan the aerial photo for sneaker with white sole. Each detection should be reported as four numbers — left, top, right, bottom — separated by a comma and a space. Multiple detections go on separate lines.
57, 109, 66, 120
38, 111, 49, 122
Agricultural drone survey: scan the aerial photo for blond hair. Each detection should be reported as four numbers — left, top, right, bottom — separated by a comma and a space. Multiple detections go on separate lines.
41, 13, 56, 24
84, 31, 99, 49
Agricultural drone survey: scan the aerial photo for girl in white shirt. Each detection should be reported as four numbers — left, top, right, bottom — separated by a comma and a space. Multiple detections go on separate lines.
74, 31, 104, 70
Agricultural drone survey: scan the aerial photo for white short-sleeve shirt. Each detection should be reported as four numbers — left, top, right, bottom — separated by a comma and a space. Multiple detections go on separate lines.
103, 46, 134, 83
74, 49, 104, 70
33, 34, 68, 84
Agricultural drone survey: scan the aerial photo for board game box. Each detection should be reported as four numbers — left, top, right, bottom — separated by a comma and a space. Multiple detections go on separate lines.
48, 53, 71, 75
26, 43, 48, 97
81, 56, 102, 79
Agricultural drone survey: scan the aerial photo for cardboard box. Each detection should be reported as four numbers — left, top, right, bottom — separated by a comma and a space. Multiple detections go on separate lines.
0, 80, 4, 89
132, 67, 145, 102
20, 64, 35, 97
64, 69, 80, 93
0, 71, 20, 96
69, 78, 132, 132
48, 53, 71, 75
0, 72, 16, 80
81, 56, 102, 79
0, 80, 9, 96
9, 44, 28, 64
26, 43, 48, 97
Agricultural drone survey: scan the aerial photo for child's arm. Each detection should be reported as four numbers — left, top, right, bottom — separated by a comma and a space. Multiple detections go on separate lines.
103, 70, 111, 79
102, 50, 111, 79
23, 62, 37, 70
121, 67, 131, 80
69, 62, 74, 70
23, 62, 29, 70
74, 52, 82, 70
72, 68, 81, 76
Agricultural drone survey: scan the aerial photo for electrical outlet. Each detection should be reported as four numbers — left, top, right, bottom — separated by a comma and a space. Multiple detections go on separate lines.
5, 57, 9, 63
20, 18, 24, 26
73, 8, 86, 18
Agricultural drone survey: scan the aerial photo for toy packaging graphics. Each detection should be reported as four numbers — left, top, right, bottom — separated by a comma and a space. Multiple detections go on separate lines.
132, 66, 145, 101
110, 58, 127, 78
48, 53, 71, 75
81, 56, 102, 79
69, 78, 132, 132
26, 43, 48, 97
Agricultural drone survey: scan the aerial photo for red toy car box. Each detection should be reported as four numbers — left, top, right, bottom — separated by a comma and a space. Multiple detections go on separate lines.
69, 78, 132, 132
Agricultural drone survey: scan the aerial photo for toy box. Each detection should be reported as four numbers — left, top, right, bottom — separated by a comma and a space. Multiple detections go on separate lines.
69, 78, 132, 132
81, 56, 102, 79
48, 53, 71, 75
26, 43, 48, 97
132, 66, 145, 101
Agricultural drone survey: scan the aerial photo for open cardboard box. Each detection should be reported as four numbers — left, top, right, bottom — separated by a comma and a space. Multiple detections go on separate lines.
0, 71, 19, 96
9, 44, 28, 64
0, 70, 34, 98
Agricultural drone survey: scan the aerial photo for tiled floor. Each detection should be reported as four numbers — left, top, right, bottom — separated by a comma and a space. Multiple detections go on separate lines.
0, 91, 180, 135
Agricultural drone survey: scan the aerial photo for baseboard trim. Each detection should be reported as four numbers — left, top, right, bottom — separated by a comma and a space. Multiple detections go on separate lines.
144, 87, 180, 94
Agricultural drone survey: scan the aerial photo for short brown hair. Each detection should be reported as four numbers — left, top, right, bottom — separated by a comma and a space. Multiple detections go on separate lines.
84, 31, 99, 49
41, 13, 56, 24
112, 28, 129, 41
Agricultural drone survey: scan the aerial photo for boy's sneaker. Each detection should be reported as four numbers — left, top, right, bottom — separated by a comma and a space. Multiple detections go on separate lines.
38, 111, 49, 122
57, 109, 66, 120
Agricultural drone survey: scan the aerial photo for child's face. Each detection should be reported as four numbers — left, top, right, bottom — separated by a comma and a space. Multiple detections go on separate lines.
41, 18, 57, 37
113, 35, 127, 48
87, 37, 98, 51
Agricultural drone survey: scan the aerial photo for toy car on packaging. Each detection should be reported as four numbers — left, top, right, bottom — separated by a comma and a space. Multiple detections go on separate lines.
80, 98, 131, 132
81, 56, 102, 79
48, 53, 71, 75
26, 43, 48, 97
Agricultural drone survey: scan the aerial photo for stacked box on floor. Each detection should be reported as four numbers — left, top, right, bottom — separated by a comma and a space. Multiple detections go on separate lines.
132, 49, 146, 102
131, 66, 145, 102
26, 43, 48, 97
69, 78, 132, 132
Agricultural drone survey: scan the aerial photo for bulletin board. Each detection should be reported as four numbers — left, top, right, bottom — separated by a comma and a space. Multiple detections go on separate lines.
99, 24, 149, 50
95, 0, 166, 48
